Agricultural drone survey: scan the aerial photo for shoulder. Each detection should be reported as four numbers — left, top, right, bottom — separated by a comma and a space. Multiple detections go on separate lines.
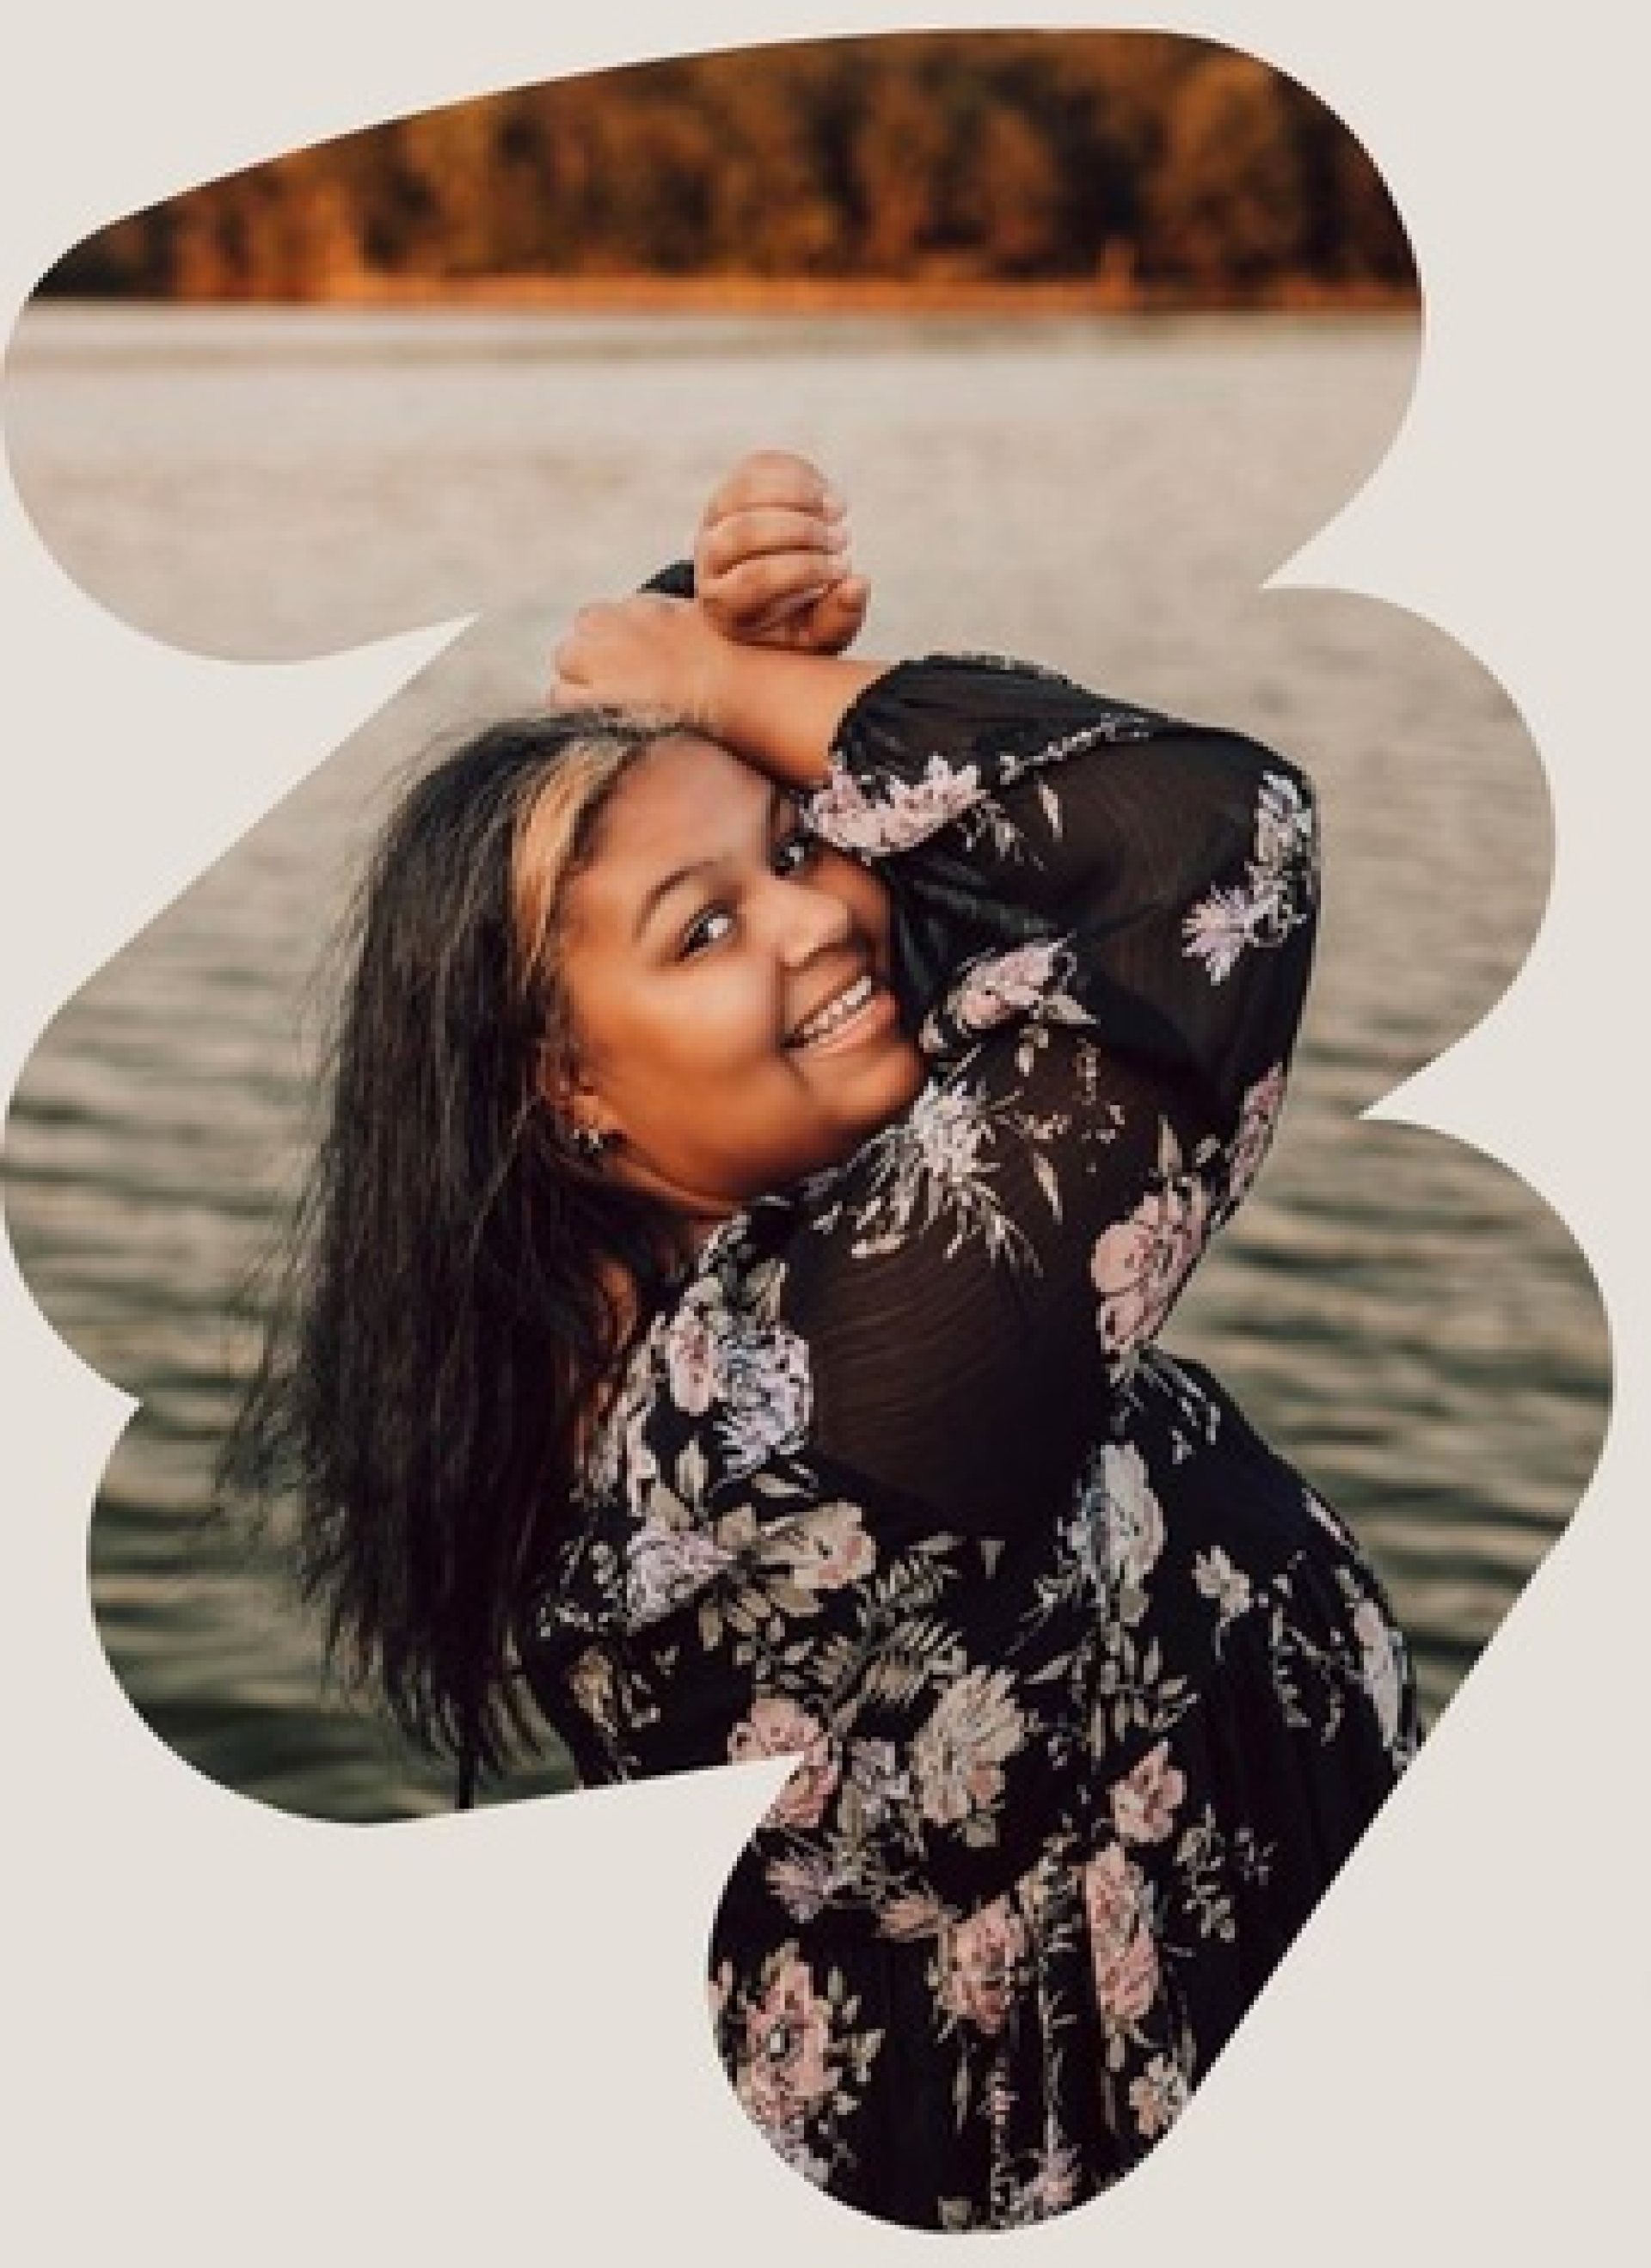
578, 1209, 819, 1517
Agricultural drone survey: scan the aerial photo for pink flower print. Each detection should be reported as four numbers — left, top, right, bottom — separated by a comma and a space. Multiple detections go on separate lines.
939, 1896, 1028, 2037
625, 1521, 733, 1626
1090, 1167, 1212, 1358
1253, 769, 1317, 884
1082, 1844, 1160, 2027
1015, 2146, 1083, 2223
781, 1503, 877, 1593
806, 753, 982, 857
911, 1666, 1026, 1831
1096, 1441, 1167, 1588
1126, 2052, 1189, 2140
736, 1951, 838, 2133
877, 1890, 948, 1943
663, 1297, 721, 1415
1109, 1742, 1187, 1847
1224, 1062, 1286, 1213
715, 1318, 813, 1475
765, 1851, 838, 1924
1181, 883, 1258, 983
952, 939, 1068, 1034
566, 1645, 617, 1736
1183, 770, 1316, 980
728, 1697, 840, 1830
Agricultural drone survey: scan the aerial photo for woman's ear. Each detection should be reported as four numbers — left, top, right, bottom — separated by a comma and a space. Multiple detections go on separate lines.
536, 1037, 620, 1152
534, 1031, 575, 1108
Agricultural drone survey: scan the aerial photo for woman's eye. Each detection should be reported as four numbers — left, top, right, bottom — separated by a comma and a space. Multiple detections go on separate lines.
678, 833, 816, 956
681, 907, 734, 958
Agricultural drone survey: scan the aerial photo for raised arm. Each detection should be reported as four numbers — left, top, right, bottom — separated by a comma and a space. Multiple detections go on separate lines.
552, 592, 1313, 1124
551, 581, 887, 788
812, 657, 1316, 1119
777, 646, 1317, 1525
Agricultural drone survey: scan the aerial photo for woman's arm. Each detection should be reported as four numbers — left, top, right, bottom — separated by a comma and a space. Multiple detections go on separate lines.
780, 651, 1317, 1527
562, 449, 881, 768
550, 587, 887, 789
813, 656, 1317, 1126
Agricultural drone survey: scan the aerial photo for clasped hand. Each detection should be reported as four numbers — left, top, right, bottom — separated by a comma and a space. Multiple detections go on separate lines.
549, 451, 869, 732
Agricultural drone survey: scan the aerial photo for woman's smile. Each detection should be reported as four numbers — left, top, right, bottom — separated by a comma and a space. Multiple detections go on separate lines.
785, 969, 897, 1054
545, 731, 924, 1218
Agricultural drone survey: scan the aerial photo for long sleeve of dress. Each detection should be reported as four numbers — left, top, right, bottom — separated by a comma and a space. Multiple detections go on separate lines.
782, 654, 1319, 1532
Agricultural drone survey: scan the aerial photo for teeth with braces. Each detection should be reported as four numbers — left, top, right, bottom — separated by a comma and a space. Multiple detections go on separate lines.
792, 973, 875, 1048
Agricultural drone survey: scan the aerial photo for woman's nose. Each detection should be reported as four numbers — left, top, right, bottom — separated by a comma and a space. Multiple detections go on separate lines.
769, 873, 854, 965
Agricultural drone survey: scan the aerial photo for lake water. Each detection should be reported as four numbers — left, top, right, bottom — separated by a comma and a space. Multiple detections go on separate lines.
2, 303, 1608, 1820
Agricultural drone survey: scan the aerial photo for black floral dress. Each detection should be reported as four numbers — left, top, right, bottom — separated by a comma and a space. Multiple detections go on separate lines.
516, 656, 1418, 2232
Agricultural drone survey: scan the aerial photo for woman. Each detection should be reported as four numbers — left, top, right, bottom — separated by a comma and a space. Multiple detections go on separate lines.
228, 452, 1416, 2231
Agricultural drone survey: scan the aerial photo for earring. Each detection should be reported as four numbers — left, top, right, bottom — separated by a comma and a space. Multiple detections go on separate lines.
569, 1120, 609, 1163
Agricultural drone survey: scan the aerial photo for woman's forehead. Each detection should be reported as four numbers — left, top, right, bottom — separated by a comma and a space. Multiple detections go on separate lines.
603, 737, 773, 858
564, 734, 778, 934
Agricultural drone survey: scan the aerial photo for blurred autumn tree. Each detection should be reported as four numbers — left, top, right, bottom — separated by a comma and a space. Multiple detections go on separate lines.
39, 33, 1415, 302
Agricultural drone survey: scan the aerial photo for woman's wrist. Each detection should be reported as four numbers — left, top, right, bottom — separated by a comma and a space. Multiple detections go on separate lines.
703, 637, 890, 790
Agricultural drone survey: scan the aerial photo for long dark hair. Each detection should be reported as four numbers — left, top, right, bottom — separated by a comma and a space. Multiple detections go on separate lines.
220, 709, 681, 1786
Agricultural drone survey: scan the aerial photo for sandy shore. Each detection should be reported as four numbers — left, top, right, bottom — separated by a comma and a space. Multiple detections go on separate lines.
101, 270, 1421, 317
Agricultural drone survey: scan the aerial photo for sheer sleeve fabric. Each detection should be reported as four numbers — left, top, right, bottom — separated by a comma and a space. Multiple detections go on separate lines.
786, 655, 1320, 1530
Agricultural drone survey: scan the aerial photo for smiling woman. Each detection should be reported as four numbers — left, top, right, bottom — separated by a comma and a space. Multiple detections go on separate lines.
543, 737, 924, 1218
222, 451, 1416, 2230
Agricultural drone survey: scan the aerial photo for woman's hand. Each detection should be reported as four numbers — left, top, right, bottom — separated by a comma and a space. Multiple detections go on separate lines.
549, 593, 730, 732
550, 452, 891, 784
694, 450, 869, 655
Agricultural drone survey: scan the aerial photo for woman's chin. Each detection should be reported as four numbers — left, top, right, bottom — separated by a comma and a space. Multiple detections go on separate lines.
817, 1035, 927, 1152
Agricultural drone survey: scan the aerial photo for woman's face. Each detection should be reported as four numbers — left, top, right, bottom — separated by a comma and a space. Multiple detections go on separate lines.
546, 734, 925, 1228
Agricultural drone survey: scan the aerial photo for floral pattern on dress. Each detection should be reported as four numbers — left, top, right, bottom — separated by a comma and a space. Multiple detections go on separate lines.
519, 657, 1416, 2232
1090, 1121, 1219, 1372
1182, 767, 1318, 982
715, 1938, 885, 2188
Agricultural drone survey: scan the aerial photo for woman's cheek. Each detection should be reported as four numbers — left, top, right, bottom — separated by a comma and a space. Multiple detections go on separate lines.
683, 961, 776, 1072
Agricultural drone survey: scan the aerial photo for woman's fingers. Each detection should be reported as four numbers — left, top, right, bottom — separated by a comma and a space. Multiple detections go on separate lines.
549, 605, 609, 696
704, 549, 850, 635
698, 504, 847, 580
697, 492, 852, 637
544, 592, 724, 725
691, 452, 857, 648
805, 573, 870, 654
701, 448, 840, 529
754, 573, 870, 655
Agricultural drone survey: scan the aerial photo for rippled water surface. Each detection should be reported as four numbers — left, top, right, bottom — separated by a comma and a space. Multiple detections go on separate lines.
3, 304, 1607, 1818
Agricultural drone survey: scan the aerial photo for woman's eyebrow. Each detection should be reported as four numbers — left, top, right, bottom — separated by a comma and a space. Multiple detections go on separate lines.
631, 784, 792, 943
632, 856, 718, 943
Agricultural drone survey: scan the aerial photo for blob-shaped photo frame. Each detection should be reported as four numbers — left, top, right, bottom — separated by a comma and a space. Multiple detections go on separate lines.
1, 8, 1634, 2262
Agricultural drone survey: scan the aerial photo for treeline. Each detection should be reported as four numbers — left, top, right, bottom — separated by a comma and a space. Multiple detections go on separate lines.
41, 34, 1415, 303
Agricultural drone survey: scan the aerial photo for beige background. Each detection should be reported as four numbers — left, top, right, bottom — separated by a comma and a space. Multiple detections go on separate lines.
2, 3, 1642, 2260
